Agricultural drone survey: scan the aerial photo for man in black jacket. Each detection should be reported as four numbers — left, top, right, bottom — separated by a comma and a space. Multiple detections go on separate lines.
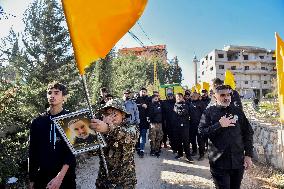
148, 95, 163, 157
173, 93, 194, 163
162, 93, 176, 150
29, 82, 76, 189
135, 87, 150, 157
190, 92, 205, 160
199, 85, 253, 189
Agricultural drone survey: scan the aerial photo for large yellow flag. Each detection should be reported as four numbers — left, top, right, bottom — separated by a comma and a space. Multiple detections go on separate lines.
202, 82, 210, 91
275, 33, 284, 123
224, 70, 236, 90
61, 0, 148, 75
196, 83, 201, 93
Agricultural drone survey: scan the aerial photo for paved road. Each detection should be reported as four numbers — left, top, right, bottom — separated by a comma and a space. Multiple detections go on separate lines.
76, 142, 256, 189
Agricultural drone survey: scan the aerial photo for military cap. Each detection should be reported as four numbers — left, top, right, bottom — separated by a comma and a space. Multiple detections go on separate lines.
100, 98, 130, 116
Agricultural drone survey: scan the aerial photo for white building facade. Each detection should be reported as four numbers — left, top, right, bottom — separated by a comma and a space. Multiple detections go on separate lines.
198, 45, 276, 99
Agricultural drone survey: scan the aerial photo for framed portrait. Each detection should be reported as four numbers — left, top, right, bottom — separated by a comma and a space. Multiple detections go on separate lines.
52, 109, 106, 155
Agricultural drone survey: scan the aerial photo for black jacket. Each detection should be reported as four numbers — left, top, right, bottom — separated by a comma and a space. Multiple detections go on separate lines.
173, 102, 191, 128
231, 90, 243, 110
190, 100, 204, 128
135, 96, 151, 129
29, 109, 76, 184
198, 105, 253, 169
149, 102, 163, 123
162, 99, 176, 127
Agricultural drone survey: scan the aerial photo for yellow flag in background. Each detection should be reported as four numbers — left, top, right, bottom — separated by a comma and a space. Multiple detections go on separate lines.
196, 83, 201, 93
224, 70, 236, 90
62, 0, 148, 75
202, 82, 210, 91
191, 86, 196, 93
275, 33, 284, 123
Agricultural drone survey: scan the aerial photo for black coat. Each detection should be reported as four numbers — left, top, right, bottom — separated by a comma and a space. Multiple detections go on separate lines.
172, 102, 191, 128
189, 100, 204, 128
149, 102, 163, 123
135, 96, 151, 129
198, 105, 254, 169
162, 99, 176, 127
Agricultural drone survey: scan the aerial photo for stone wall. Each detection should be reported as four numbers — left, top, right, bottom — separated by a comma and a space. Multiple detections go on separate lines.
244, 102, 284, 170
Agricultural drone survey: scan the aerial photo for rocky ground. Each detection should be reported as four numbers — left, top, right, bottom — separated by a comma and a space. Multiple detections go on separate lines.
75, 141, 279, 189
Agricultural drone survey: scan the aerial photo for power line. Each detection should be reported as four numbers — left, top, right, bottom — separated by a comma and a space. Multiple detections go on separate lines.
137, 21, 154, 45
127, 30, 146, 47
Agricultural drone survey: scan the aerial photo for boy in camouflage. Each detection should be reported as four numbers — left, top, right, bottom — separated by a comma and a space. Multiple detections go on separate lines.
90, 99, 139, 189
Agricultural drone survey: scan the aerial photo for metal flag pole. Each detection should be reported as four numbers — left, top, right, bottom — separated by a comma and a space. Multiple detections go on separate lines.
281, 122, 284, 170
81, 74, 109, 176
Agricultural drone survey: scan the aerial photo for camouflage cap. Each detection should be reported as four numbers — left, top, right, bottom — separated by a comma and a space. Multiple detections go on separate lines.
100, 98, 130, 116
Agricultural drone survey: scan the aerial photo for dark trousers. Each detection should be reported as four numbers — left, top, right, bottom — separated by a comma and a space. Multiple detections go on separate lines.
210, 166, 244, 189
197, 133, 205, 156
189, 127, 197, 153
176, 127, 190, 157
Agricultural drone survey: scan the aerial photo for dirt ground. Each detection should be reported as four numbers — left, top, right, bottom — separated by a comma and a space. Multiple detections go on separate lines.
76, 141, 272, 189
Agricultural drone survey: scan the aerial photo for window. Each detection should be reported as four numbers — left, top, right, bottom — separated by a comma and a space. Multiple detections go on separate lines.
245, 81, 248, 84
219, 65, 224, 69
243, 55, 248, 60
218, 54, 224, 58
259, 56, 264, 59
231, 66, 236, 70
245, 66, 249, 70
264, 81, 267, 84
210, 56, 212, 60
261, 67, 266, 70
202, 61, 204, 65
272, 57, 276, 60
202, 71, 204, 75
210, 67, 214, 71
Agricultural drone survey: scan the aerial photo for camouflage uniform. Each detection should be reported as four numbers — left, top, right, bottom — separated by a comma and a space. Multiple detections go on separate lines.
96, 99, 139, 189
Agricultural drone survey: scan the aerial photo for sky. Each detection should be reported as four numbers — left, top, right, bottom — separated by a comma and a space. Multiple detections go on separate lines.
1, 0, 284, 87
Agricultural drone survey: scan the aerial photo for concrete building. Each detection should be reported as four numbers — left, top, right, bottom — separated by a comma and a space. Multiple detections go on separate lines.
199, 45, 276, 99
118, 45, 168, 63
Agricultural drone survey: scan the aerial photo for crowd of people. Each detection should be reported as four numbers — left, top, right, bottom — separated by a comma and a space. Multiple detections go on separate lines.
28, 78, 253, 189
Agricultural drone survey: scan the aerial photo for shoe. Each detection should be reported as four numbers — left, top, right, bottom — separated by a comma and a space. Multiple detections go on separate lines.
155, 152, 160, 157
186, 156, 194, 163
139, 151, 144, 158
150, 150, 155, 156
163, 143, 168, 148
198, 155, 205, 161
191, 151, 197, 156
175, 155, 182, 159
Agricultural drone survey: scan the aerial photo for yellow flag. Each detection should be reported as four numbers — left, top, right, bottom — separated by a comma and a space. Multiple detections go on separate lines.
224, 70, 236, 90
191, 86, 196, 92
62, 0, 148, 75
202, 82, 210, 91
275, 33, 284, 123
196, 83, 201, 93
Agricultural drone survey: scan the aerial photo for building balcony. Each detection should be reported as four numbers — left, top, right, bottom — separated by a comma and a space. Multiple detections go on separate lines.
243, 68, 274, 74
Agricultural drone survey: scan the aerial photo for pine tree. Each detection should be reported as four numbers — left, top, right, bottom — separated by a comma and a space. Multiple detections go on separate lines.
19, 0, 84, 112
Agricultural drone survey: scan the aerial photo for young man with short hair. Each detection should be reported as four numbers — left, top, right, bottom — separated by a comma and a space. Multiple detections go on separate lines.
29, 82, 76, 189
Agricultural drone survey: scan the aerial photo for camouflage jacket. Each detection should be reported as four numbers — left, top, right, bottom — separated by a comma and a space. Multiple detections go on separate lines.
96, 123, 139, 189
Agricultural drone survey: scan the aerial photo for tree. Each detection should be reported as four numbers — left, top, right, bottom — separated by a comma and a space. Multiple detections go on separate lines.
168, 56, 183, 84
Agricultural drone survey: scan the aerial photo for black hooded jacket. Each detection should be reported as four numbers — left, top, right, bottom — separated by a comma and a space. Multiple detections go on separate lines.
29, 109, 76, 184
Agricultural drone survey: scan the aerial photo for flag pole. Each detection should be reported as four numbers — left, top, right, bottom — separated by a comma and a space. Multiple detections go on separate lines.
281, 122, 284, 170
81, 74, 109, 176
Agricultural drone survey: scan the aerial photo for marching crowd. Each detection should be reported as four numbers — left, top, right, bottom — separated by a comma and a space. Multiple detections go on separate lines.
28, 78, 253, 189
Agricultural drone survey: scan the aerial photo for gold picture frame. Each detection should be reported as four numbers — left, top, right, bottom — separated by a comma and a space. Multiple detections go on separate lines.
52, 109, 106, 155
